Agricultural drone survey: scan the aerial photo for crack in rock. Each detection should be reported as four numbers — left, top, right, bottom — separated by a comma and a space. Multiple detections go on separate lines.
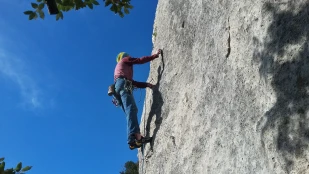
226, 17, 231, 58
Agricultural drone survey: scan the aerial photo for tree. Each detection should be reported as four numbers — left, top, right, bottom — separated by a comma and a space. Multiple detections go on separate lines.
120, 160, 138, 174
24, 0, 134, 21
0, 158, 32, 174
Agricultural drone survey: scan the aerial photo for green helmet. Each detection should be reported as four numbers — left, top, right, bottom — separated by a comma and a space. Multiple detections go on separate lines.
116, 52, 129, 62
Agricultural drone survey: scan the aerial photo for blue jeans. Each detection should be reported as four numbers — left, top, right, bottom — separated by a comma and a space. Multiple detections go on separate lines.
114, 78, 140, 144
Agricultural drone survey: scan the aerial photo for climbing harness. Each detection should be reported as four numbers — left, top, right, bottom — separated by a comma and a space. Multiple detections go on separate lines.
108, 77, 136, 107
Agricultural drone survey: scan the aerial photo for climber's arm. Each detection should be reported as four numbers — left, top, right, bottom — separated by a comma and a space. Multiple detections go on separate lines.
132, 81, 153, 88
122, 49, 162, 65
122, 55, 158, 65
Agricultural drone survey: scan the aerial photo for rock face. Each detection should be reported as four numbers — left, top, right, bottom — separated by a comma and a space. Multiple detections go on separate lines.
139, 0, 309, 173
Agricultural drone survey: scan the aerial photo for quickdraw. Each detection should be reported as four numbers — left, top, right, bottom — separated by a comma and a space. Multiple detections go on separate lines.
124, 79, 134, 94
112, 97, 120, 107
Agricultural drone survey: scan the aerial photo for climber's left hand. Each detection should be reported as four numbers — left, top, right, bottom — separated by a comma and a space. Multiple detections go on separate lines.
147, 83, 154, 88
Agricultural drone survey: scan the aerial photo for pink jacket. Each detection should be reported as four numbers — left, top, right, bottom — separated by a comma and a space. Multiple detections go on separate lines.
114, 54, 158, 88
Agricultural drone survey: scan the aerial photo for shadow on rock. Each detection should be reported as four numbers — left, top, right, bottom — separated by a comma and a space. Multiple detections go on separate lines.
253, 2, 309, 172
145, 53, 165, 151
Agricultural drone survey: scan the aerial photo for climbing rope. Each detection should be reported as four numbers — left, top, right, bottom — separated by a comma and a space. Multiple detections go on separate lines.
140, 78, 154, 174
141, 95, 146, 174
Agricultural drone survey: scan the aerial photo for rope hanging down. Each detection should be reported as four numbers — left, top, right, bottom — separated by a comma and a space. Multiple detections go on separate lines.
141, 78, 154, 174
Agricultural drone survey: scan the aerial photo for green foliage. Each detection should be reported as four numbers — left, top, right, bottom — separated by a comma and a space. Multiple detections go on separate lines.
21, 166, 32, 172
0, 162, 5, 172
24, 0, 134, 21
119, 161, 138, 174
0, 158, 32, 174
31, 3, 39, 9
14, 163, 22, 172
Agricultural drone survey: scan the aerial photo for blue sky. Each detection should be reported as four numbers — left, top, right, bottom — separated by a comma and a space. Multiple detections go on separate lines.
0, 0, 158, 173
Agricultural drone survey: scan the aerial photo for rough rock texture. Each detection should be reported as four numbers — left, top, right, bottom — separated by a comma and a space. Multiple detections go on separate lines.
139, 0, 309, 173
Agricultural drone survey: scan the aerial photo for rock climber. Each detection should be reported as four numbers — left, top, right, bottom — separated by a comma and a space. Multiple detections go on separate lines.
113, 49, 162, 150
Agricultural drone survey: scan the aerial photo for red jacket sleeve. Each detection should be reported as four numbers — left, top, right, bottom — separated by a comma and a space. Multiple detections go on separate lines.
132, 81, 148, 88
122, 54, 158, 65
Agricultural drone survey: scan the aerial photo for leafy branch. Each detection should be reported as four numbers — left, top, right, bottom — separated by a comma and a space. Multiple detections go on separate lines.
24, 0, 134, 21
0, 158, 32, 174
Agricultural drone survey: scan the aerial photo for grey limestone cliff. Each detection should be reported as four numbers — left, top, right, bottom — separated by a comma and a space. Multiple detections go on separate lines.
139, 0, 309, 173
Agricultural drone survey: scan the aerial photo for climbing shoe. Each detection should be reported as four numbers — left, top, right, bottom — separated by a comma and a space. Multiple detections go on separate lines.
128, 137, 152, 150
136, 136, 152, 146
129, 142, 142, 150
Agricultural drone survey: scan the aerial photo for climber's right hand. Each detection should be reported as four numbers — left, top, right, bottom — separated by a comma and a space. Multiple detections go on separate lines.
153, 49, 162, 58
156, 49, 162, 55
